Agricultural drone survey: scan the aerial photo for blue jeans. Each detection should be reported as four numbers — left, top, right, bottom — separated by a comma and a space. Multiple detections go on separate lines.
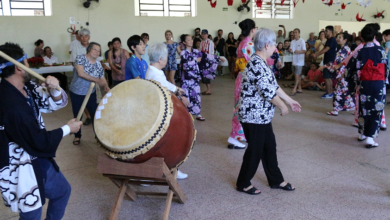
70, 91, 97, 138
19, 160, 71, 220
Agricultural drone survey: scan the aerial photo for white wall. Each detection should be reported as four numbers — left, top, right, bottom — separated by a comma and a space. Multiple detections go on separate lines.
1, 0, 390, 62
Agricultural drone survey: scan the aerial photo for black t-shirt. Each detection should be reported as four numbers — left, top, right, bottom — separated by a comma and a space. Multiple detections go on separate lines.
226, 39, 237, 56
323, 37, 337, 64
213, 37, 225, 56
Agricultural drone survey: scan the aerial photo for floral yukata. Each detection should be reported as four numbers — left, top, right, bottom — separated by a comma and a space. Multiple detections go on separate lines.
324, 45, 355, 112
267, 48, 281, 78
229, 37, 255, 142
356, 42, 387, 138
180, 48, 219, 115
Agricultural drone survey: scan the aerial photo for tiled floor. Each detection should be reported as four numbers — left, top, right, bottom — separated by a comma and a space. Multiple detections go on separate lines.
2, 75, 390, 220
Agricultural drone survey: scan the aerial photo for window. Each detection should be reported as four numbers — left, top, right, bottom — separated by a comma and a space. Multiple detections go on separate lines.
0, 0, 52, 16
134, 0, 196, 17
253, 0, 292, 19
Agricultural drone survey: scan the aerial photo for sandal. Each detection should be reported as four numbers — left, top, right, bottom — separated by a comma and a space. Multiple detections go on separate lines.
296, 90, 302, 93
236, 185, 261, 195
326, 111, 338, 116
366, 143, 378, 149
290, 92, 296, 96
271, 182, 295, 191
73, 138, 81, 145
201, 92, 212, 95
196, 116, 205, 121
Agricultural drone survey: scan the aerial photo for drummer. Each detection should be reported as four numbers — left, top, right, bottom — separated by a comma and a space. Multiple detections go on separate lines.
145, 42, 189, 180
0, 42, 82, 219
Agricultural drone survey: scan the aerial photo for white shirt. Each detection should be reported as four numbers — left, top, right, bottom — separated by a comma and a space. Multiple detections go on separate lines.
69, 39, 81, 52
43, 55, 59, 65
290, 38, 306, 66
200, 39, 214, 55
145, 65, 177, 92
70, 43, 87, 62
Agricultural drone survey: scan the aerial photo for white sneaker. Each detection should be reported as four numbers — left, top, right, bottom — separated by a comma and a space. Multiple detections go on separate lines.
227, 137, 246, 149
177, 170, 188, 180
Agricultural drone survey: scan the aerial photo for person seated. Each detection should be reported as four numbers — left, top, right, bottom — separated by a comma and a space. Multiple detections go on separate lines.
284, 63, 322, 90
43, 46, 59, 65
42, 46, 68, 91
301, 63, 322, 90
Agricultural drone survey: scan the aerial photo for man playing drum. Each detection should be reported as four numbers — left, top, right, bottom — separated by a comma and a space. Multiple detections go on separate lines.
145, 42, 190, 180
0, 43, 82, 219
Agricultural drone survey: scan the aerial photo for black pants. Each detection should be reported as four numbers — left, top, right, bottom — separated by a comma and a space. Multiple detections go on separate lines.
236, 122, 284, 189
70, 91, 97, 138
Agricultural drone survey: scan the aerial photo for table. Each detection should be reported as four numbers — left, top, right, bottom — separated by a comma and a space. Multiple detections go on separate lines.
31, 65, 74, 74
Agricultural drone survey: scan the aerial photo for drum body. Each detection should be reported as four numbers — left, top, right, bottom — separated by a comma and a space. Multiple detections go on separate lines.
94, 79, 196, 169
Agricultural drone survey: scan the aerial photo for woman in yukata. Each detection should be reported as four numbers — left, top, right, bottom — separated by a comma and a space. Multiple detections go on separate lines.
355, 24, 387, 148
319, 32, 355, 116
227, 19, 257, 149
179, 34, 219, 121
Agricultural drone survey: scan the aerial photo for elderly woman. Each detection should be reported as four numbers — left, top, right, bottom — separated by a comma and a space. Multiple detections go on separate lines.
145, 42, 189, 180
69, 42, 110, 145
236, 28, 301, 195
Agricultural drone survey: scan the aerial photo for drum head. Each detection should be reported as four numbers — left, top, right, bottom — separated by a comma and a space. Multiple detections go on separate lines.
94, 79, 173, 159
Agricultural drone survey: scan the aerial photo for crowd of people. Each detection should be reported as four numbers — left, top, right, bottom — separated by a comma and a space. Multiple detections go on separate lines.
0, 19, 389, 219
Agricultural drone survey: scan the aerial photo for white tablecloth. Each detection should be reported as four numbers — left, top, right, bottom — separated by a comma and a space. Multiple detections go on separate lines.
31, 65, 74, 74
281, 55, 292, 63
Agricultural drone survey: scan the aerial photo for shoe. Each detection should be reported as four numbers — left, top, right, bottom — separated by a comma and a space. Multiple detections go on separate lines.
380, 126, 387, 131
351, 122, 359, 128
358, 134, 366, 141
83, 118, 92, 125
271, 182, 295, 191
177, 170, 188, 180
73, 138, 81, 145
321, 93, 333, 99
326, 111, 338, 116
227, 137, 246, 149
236, 185, 261, 195
196, 115, 205, 121
366, 143, 379, 149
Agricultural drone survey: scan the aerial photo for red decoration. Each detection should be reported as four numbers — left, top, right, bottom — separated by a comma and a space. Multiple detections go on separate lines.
341, 3, 346, 9
356, 12, 366, 22
242, 0, 246, 3
281, 0, 285, 6
323, 0, 333, 6
373, 9, 385, 19
208, 0, 217, 8
255, 0, 263, 7
293, 0, 298, 8
228, 0, 234, 6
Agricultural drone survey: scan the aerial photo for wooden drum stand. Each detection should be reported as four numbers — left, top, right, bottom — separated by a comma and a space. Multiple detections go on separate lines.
97, 154, 187, 220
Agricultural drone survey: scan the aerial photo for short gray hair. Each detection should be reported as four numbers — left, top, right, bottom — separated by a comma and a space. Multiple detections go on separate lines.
86, 42, 101, 54
79, 28, 90, 37
254, 28, 276, 51
148, 43, 168, 64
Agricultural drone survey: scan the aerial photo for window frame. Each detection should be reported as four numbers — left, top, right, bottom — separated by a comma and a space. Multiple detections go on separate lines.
135, 0, 196, 17
252, 0, 293, 20
0, 0, 52, 16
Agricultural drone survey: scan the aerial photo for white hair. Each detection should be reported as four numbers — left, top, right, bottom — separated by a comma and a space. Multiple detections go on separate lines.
148, 43, 168, 64
79, 28, 90, 36
254, 28, 276, 51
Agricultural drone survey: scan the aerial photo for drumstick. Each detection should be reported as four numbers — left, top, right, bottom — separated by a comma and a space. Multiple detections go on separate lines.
76, 82, 95, 121
0, 51, 61, 91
